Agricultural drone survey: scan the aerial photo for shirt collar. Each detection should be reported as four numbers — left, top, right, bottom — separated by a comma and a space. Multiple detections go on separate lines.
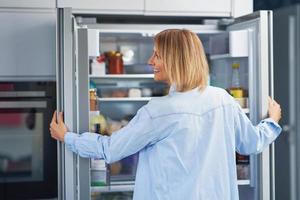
168, 84, 202, 96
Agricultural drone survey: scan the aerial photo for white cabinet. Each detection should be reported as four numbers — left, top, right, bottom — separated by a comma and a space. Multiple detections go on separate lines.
0, 9, 56, 79
58, 0, 144, 14
58, 0, 252, 17
145, 0, 232, 17
0, 0, 55, 8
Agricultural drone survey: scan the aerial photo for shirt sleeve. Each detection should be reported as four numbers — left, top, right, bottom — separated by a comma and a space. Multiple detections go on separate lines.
234, 103, 282, 155
64, 106, 164, 163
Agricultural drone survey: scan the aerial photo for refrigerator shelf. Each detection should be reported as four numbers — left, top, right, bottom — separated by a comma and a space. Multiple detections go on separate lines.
210, 54, 247, 60
89, 74, 154, 79
237, 179, 250, 185
90, 180, 250, 193
91, 184, 134, 193
97, 98, 249, 113
98, 97, 152, 102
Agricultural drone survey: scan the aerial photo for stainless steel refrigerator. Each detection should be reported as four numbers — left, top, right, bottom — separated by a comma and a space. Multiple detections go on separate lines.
56, 8, 274, 200
273, 4, 300, 200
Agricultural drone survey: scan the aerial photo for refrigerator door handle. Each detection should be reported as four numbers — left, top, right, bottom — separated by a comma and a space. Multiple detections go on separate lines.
288, 14, 297, 200
56, 7, 77, 200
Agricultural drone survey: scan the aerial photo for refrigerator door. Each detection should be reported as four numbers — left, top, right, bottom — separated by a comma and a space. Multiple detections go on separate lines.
227, 11, 274, 200
274, 5, 300, 200
57, 8, 90, 200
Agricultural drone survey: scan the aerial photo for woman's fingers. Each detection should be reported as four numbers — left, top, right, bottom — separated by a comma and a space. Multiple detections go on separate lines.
269, 96, 280, 107
51, 111, 57, 124
58, 112, 64, 123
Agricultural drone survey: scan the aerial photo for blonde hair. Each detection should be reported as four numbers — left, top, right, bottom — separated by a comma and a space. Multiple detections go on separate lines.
154, 29, 209, 92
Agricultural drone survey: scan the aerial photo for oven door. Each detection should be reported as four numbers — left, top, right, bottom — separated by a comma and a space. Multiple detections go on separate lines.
0, 95, 57, 199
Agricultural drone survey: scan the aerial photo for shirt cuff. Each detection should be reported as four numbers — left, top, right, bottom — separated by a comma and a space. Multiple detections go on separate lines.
64, 132, 79, 152
262, 118, 282, 135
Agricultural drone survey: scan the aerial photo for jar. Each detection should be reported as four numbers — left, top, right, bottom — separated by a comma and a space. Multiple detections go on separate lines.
89, 88, 98, 111
107, 51, 124, 74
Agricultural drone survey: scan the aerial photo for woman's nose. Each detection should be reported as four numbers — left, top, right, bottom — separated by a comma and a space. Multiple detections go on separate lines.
147, 56, 154, 65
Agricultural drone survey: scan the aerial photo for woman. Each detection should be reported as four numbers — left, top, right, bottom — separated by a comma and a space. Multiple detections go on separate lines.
50, 29, 282, 200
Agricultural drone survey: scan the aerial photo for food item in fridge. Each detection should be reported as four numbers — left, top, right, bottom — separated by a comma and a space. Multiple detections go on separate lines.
111, 90, 128, 98
89, 111, 107, 135
90, 114, 109, 187
141, 88, 152, 97
236, 164, 249, 180
91, 155, 109, 186
236, 152, 249, 165
236, 152, 250, 180
89, 88, 98, 111
110, 162, 122, 175
91, 55, 106, 76
228, 62, 248, 108
128, 88, 142, 97
229, 63, 243, 98
106, 51, 124, 74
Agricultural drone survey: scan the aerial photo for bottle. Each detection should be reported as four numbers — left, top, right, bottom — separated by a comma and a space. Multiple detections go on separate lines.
89, 88, 98, 111
90, 149, 109, 186
90, 118, 109, 187
229, 63, 243, 98
89, 111, 107, 134
236, 152, 250, 180
228, 62, 248, 108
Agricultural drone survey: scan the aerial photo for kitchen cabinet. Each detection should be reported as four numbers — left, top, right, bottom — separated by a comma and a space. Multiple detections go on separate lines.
57, 8, 273, 200
0, 0, 55, 8
0, 9, 56, 80
57, 0, 144, 14
58, 0, 252, 17
145, 0, 231, 17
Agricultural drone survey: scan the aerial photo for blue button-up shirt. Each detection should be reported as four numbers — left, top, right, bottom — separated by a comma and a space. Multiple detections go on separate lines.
65, 86, 282, 200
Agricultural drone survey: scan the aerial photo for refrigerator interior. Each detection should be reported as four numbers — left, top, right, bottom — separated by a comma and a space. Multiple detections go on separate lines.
85, 24, 254, 199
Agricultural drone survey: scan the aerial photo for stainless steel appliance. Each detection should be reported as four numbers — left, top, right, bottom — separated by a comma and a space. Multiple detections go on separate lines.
0, 82, 57, 199
273, 5, 300, 200
57, 8, 273, 200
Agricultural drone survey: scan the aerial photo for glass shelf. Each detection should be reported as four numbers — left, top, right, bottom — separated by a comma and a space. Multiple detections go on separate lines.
89, 74, 154, 79
91, 183, 134, 193
91, 179, 250, 193
98, 97, 152, 102
237, 179, 250, 185
210, 54, 247, 60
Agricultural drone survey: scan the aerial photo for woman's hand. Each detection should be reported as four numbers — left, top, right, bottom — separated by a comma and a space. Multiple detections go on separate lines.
50, 111, 68, 142
268, 97, 281, 123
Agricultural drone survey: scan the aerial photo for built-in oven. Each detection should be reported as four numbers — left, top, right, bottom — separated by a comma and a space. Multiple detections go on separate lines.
0, 82, 57, 199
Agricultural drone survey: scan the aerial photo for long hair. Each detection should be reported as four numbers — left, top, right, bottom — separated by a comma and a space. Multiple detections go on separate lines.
154, 29, 209, 92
